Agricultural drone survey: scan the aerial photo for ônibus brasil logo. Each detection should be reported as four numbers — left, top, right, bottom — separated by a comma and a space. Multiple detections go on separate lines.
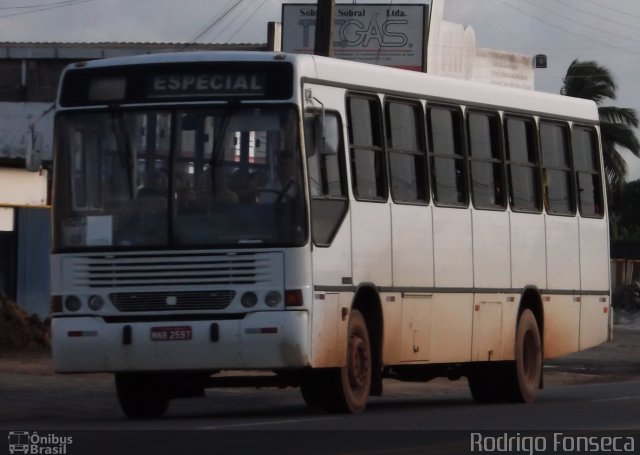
8, 431, 73, 454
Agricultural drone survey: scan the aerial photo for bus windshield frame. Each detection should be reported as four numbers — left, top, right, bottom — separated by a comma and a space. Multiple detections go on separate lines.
52, 103, 307, 252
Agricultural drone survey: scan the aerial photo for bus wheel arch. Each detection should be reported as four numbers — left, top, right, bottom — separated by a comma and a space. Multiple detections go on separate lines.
317, 284, 383, 413
351, 284, 384, 397
519, 286, 544, 352
468, 287, 544, 404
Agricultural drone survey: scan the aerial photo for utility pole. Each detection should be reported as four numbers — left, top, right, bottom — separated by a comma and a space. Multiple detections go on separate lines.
314, 0, 335, 57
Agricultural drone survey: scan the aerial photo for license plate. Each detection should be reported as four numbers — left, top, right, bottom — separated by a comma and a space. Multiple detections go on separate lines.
150, 326, 192, 341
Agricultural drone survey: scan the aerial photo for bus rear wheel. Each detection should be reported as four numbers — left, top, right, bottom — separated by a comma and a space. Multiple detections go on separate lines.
508, 309, 542, 403
115, 373, 170, 419
324, 309, 372, 414
468, 309, 542, 404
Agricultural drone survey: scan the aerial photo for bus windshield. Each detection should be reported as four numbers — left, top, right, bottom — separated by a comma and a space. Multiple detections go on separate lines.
53, 105, 306, 250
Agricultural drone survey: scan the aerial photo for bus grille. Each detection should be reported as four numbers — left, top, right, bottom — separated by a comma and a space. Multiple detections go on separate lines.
63, 251, 282, 289
110, 290, 235, 312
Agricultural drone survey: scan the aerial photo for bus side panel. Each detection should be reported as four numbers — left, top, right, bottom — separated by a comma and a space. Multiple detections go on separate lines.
579, 295, 610, 350
472, 210, 511, 289
351, 202, 392, 286
579, 217, 609, 291
432, 207, 472, 288
310, 292, 349, 367
546, 215, 580, 290
311, 212, 353, 288
510, 212, 546, 289
391, 204, 434, 288
470, 294, 517, 362
399, 294, 432, 362
578, 217, 609, 350
382, 292, 403, 365
428, 293, 473, 363
471, 298, 503, 362
543, 295, 580, 359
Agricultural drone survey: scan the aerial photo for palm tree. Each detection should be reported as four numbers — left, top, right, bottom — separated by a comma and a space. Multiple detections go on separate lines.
561, 59, 640, 195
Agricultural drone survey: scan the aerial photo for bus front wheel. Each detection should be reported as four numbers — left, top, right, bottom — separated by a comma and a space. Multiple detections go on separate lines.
115, 373, 170, 419
325, 309, 372, 414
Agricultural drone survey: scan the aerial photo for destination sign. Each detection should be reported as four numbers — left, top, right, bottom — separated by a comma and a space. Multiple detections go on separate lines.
59, 61, 293, 107
148, 72, 267, 98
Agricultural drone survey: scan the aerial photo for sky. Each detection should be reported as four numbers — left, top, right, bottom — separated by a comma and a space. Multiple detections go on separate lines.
1, 0, 640, 176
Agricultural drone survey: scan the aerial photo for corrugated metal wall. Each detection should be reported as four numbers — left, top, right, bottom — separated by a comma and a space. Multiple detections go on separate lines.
16, 207, 50, 319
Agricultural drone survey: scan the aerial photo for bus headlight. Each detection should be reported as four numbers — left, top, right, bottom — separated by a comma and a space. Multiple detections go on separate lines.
88, 295, 105, 311
241, 292, 258, 308
64, 296, 82, 312
265, 291, 282, 307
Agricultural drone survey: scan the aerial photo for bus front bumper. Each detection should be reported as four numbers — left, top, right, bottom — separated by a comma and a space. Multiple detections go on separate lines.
52, 311, 309, 373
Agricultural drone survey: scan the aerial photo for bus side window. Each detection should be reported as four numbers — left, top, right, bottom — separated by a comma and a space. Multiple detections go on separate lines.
573, 125, 604, 217
385, 99, 428, 204
540, 121, 575, 215
346, 94, 387, 201
427, 105, 467, 206
305, 110, 349, 246
505, 116, 541, 212
467, 110, 505, 210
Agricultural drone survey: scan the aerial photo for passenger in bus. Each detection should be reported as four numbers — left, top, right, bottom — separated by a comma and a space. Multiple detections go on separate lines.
229, 166, 260, 203
258, 151, 297, 203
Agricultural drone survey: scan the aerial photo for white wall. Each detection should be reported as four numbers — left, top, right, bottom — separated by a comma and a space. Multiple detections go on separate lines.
0, 168, 48, 207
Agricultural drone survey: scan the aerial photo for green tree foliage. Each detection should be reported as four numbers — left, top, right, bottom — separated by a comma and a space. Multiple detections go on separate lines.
610, 179, 640, 241
562, 59, 640, 194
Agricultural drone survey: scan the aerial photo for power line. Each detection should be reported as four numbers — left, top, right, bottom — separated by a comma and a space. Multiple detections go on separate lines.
228, 0, 269, 42
209, 0, 260, 42
0, 0, 96, 19
581, 0, 640, 22
496, 0, 640, 57
519, 0, 640, 45
555, 0, 640, 31
0, 0, 82, 10
189, 0, 244, 43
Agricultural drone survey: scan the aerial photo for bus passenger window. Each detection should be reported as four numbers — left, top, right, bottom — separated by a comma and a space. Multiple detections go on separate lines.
386, 100, 428, 204
347, 95, 386, 201
573, 126, 604, 217
505, 116, 541, 212
427, 106, 466, 205
467, 111, 505, 209
540, 121, 574, 215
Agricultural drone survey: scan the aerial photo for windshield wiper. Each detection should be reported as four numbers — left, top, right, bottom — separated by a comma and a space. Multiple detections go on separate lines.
110, 107, 136, 199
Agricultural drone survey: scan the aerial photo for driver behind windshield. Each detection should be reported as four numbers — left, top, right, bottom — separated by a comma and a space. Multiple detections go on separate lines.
258, 151, 297, 203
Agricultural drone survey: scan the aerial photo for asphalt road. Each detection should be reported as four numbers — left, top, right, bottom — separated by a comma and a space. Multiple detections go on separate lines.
1, 326, 639, 455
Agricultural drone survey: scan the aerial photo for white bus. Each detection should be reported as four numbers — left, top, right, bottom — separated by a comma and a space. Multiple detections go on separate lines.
51, 51, 611, 418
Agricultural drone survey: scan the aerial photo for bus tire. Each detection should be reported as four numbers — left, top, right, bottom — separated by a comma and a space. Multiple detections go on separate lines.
115, 373, 170, 419
325, 309, 371, 414
508, 309, 542, 403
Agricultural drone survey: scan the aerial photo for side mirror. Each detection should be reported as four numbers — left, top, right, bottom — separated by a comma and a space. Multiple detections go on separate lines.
321, 114, 339, 156
305, 110, 339, 157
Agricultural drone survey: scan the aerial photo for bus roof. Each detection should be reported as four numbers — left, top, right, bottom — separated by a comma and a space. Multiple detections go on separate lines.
62, 51, 599, 122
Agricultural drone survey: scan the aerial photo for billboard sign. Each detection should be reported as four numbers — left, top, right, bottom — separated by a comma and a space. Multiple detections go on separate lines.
282, 3, 430, 71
